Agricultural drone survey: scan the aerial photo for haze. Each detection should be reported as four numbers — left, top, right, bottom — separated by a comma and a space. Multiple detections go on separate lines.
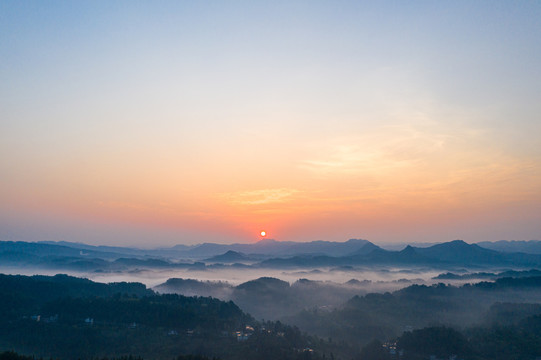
1, 1, 540, 247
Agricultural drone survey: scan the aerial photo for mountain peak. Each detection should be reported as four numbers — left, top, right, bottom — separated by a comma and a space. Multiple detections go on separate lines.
415, 239, 502, 264
401, 245, 417, 253
449, 239, 468, 245
204, 250, 250, 263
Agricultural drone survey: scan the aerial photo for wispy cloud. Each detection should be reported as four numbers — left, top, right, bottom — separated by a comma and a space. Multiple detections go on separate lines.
298, 121, 467, 177
220, 188, 300, 206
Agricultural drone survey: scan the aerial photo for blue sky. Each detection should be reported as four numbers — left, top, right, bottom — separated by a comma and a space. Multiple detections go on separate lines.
1, 1, 540, 246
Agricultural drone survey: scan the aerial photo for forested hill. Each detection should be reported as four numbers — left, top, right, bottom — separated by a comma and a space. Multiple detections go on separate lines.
0, 274, 324, 360
0, 273, 152, 305
286, 276, 541, 346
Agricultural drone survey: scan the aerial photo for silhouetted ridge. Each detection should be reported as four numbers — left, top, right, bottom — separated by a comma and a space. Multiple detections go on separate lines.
477, 240, 541, 254
350, 241, 381, 255
414, 240, 502, 264
204, 250, 250, 263
236, 277, 289, 292
401, 245, 416, 253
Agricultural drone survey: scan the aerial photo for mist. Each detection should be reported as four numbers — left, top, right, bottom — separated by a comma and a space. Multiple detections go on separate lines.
0, 262, 518, 323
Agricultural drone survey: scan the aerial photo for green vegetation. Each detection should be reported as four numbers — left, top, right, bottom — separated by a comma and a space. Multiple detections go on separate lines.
288, 277, 541, 346
3, 273, 541, 360
0, 274, 322, 360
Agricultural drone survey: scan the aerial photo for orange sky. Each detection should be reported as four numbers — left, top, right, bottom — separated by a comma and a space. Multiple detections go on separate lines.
1, 2, 540, 246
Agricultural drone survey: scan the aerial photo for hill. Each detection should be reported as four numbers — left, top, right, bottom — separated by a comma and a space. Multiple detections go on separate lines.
0, 274, 325, 360
155, 276, 371, 321
286, 276, 541, 347
204, 250, 252, 263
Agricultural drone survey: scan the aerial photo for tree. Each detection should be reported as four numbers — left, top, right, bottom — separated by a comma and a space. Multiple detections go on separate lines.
359, 339, 390, 360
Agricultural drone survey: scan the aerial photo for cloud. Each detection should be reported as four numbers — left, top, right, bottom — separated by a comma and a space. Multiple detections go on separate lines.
297, 120, 472, 178
220, 188, 300, 206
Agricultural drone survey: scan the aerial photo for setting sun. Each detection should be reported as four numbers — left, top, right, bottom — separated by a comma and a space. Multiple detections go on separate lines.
260, 231, 266, 237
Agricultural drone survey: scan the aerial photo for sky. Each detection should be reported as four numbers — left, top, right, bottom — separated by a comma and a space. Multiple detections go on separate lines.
1, 1, 540, 247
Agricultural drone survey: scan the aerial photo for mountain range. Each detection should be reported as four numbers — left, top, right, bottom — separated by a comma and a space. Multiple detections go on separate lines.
476, 240, 541, 254
2, 238, 541, 270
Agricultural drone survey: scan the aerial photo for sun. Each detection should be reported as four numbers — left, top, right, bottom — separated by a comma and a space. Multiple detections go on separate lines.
260, 231, 266, 237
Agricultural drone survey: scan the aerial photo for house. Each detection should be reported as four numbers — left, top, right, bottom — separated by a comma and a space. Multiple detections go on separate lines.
236, 332, 250, 341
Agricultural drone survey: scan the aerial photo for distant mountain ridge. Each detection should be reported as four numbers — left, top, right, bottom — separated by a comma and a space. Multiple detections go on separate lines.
35, 238, 373, 259
477, 240, 541, 254
174, 238, 373, 258
204, 250, 253, 263
257, 240, 541, 268
4, 239, 541, 270
414, 240, 501, 264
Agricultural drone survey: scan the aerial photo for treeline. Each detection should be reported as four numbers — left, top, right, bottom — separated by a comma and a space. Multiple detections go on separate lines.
359, 315, 541, 360
4, 273, 541, 360
0, 273, 151, 320
288, 277, 541, 347
0, 353, 147, 360
40, 294, 245, 329
0, 352, 214, 360
0, 274, 323, 360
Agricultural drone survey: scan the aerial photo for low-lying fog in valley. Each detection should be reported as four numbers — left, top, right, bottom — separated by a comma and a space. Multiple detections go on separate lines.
4, 239, 541, 360
0, 263, 525, 321
3, 238, 541, 322
0, 263, 492, 289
